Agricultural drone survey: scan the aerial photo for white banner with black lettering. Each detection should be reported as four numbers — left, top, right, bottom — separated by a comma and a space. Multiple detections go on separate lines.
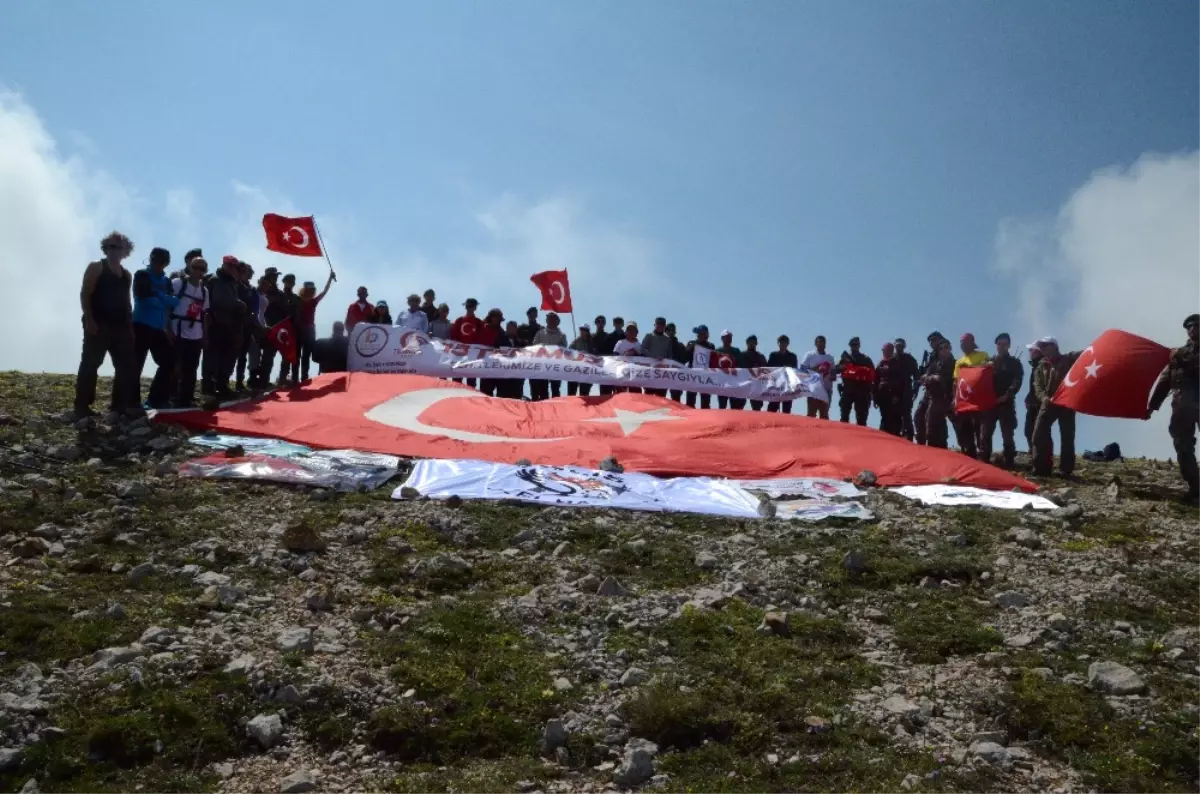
349, 325, 828, 403
394, 458, 766, 518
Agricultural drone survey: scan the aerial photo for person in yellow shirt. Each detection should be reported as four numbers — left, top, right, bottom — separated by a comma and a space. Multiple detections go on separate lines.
953, 333, 992, 459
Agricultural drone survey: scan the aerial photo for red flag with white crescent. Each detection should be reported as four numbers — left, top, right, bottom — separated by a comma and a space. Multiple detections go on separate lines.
266, 318, 299, 365
955, 366, 997, 413
263, 214, 323, 257
1051, 329, 1171, 418
161, 373, 1039, 491
530, 269, 573, 313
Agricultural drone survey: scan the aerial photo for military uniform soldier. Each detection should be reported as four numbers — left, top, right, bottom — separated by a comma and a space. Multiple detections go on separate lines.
914, 331, 945, 445
1146, 313, 1199, 503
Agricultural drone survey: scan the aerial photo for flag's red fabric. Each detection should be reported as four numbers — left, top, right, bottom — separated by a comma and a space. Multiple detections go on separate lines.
530, 269, 573, 313
955, 366, 997, 413
1051, 329, 1171, 418
161, 373, 1037, 491
266, 318, 299, 365
262, 214, 322, 257
841, 364, 875, 384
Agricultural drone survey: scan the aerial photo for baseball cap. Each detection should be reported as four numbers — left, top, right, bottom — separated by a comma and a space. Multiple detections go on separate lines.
849, 336, 861, 345
1185, 314, 1199, 328
376, 299, 389, 308
263, 267, 279, 278
464, 297, 479, 307
927, 330, 943, 342
693, 324, 709, 334
282, 273, 296, 283
221, 254, 239, 266
580, 324, 591, 332
961, 332, 976, 344
1027, 336, 1057, 350
995, 332, 1011, 343
894, 337, 907, 345
303, 280, 316, 289
721, 329, 733, 338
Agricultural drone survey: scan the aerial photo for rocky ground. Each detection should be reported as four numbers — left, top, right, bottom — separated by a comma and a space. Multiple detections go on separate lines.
0, 372, 1196, 794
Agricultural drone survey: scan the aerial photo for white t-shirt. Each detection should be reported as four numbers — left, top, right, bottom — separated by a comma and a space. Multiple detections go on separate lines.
170, 278, 209, 341
613, 339, 642, 356
802, 350, 836, 393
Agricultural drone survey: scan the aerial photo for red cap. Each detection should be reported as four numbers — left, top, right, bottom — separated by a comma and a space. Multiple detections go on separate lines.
222, 255, 239, 266
960, 332, 975, 344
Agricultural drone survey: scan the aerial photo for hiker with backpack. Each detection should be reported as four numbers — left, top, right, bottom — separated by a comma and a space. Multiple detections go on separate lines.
169, 257, 210, 407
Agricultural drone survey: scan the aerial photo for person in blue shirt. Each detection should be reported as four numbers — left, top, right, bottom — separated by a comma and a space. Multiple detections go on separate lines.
131, 247, 178, 409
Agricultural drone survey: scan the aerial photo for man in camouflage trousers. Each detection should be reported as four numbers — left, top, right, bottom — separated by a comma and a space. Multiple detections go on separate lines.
1147, 314, 1199, 504
1031, 338, 1081, 477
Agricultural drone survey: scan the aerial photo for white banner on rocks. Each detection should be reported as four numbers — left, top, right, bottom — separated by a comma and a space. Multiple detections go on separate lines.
733, 477, 865, 500
890, 484, 1058, 510
349, 325, 828, 403
395, 458, 766, 518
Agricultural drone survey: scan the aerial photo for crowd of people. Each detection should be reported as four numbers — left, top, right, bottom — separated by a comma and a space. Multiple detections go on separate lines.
74, 232, 1199, 500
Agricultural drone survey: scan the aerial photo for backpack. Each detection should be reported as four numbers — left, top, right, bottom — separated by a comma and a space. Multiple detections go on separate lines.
172, 279, 207, 332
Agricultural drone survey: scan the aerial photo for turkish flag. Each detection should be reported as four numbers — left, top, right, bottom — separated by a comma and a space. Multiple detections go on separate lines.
1052, 329, 1171, 418
262, 214, 323, 257
530, 269, 573, 313
955, 366, 997, 413
162, 373, 1037, 492
266, 318, 299, 365
841, 364, 876, 384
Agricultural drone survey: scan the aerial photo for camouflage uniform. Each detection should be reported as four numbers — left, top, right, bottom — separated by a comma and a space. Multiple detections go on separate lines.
1031, 350, 1082, 476
980, 350, 1024, 467
914, 332, 944, 445
1148, 314, 1200, 500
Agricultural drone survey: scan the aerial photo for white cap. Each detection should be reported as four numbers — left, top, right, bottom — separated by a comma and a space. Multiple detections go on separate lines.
721, 329, 733, 337
580, 324, 591, 331
1026, 336, 1057, 350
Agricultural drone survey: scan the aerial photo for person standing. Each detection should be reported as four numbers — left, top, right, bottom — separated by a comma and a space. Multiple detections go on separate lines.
767, 335, 799, 414
894, 338, 920, 441
837, 337, 875, 425
685, 325, 715, 409
914, 331, 946, 445
276, 274, 304, 385
1023, 340, 1048, 456
742, 335, 768, 410
1031, 338, 1082, 477
801, 335, 835, 419
517, 307, 543, 347
345, 287, 374, 331
980, 332, 1023, 467
298, 274, 334, 382
131, 246, 178, 410
1146, 314, 1200, 503
169, 257, 210, 407
205, 255, 247, 401
477, 309, 507, 397
233, 261, 260, 393
922, 338, 956, 448
568, 326, 594, 397
371, 300, 392, 325
397, 294, 430, 332
640, 317, 674, 397
874, 342, 906, 435
666, 322, 689, 402
75, 231, 140, 418
451, 298, 483, 388
504, 319, 526, 398
429, 303, 452, 339
714, 330, 744, 409
952, 333, 991, 458
532, 312, 569, 400
420, 289, 439, 323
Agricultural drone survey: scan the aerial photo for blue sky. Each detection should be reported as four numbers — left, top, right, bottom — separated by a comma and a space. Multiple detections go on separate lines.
1, 0, 1196, 457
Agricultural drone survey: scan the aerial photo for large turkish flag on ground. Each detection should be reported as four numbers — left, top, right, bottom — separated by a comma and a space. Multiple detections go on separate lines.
266, 318, 299, 365
162, 373, 1036, 491
530, 269, 573, 313
1052, 329, 1170, 418
955, 366, 997, 413
262, 214, 323, 257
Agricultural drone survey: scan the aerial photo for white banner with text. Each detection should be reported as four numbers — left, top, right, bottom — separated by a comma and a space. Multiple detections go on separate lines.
348, 325, 828, 402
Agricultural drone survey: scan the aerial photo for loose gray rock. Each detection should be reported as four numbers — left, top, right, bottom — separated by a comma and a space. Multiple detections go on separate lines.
599, 456, 624, 473
305, 590, 334, 612
31, 524, 61, 540
282, 523, 327, 553
280, 769, 317, 793
543, 719, 568, 751
881, 695, 920, 717
759, 611, 790, 636
1006, 527, 1042, 549
195, 570, 232, 587
994, 590, 1032, 608
842, 550, 869, 573
1050, 503, 1084, 521
19, 778, 39, 794
613, 738, 658, 787
1088, 661, 1146, 695
116, 481, 150, 499
138, 626, 173, 646
104, 602, 127, 620
1048, 612, 1072, 632
694, 551, 718, 570
596, 576, 631, 597
619, 667, 650, 687
127, 562, 155, 582
224, 654, 257, 675
247, 713, 285, 749
212, 762, 235, 779
970, 741, 1011, 764
12, 537, 50, 559
0, 747, 23, 772
686, 587, 730, 610
276, 627, 314, 654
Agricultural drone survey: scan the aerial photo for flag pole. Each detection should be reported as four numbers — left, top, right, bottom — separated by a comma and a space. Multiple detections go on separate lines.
313, 218, 337, 282
569, 312, 577, 340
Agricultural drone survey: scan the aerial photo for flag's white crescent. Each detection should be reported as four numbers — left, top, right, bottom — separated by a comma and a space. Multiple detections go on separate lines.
1062, 345, 1094, 388
550, 280, 566, 305
364, 388, 572, 444
285, 226, 310, 249
957, 378, 971, 402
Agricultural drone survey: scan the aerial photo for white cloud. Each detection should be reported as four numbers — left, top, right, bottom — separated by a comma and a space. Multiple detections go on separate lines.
0, 89, 665, 378
995, 150, 1200, 460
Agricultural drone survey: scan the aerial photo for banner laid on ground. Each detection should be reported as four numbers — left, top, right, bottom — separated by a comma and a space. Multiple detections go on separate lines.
395, 458, 766, 518
347, 325, 828, 403
774, 500, 875, 522
889, 484, 1057, 510
181, 434, 400, 491
162, 374, 1040, 490
733, 477, 865, 500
